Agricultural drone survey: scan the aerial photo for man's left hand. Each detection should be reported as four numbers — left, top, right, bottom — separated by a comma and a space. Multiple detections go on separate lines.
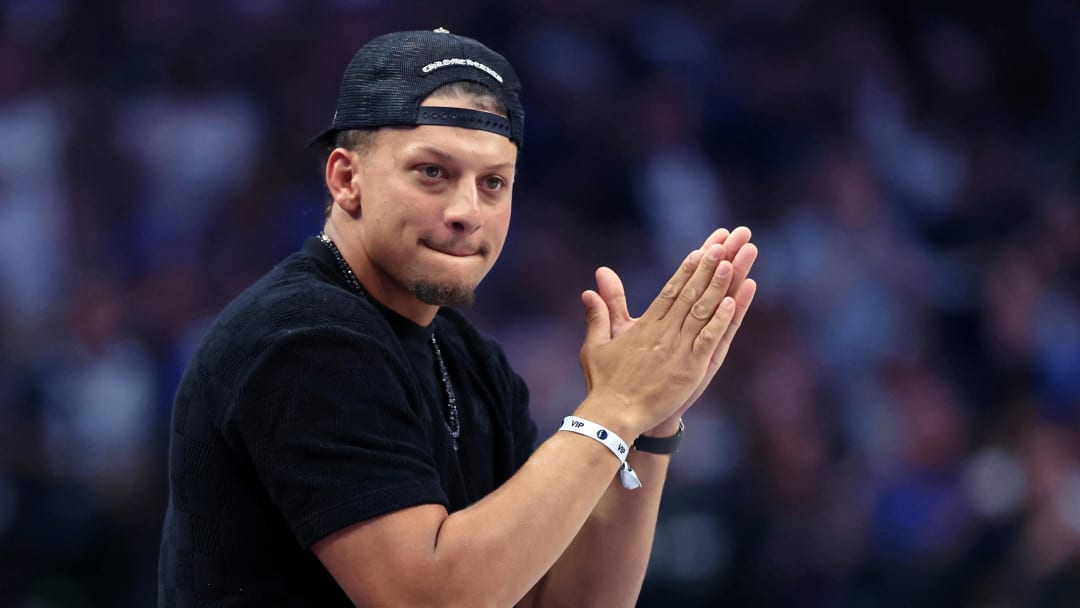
592, 227, 758, 436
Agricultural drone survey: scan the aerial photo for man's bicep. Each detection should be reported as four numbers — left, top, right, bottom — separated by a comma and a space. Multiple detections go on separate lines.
313, 503, 449, 606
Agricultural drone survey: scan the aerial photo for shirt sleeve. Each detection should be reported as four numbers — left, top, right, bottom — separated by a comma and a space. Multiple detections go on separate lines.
508, 368, 538, 469
227, 327, 448, 549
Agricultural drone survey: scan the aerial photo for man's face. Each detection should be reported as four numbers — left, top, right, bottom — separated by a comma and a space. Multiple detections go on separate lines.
350, 97, 518, 310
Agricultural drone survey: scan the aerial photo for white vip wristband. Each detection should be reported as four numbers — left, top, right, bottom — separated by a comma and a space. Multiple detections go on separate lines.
559, 416, 643, 490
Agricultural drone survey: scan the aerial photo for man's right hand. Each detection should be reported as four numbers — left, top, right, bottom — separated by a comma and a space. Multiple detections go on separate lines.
576, 242, 739, 439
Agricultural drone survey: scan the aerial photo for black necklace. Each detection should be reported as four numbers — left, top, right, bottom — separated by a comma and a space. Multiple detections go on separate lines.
318, 232, 461, 450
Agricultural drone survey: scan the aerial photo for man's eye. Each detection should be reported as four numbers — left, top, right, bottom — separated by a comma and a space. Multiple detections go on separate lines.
420, 165, 444, 179
484, 176, 505, 190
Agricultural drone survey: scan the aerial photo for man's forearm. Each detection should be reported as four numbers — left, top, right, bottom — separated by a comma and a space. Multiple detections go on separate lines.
524, 424, 677, 608
316, 394, 647, 608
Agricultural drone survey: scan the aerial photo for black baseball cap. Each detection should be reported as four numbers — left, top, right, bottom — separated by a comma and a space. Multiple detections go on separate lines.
308, 28, 524, 149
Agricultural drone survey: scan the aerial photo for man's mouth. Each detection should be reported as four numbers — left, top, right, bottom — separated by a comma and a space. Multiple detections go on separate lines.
421, 240, 483, 257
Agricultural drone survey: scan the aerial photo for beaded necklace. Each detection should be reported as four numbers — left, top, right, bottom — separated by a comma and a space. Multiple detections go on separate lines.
318, 233, 461, 450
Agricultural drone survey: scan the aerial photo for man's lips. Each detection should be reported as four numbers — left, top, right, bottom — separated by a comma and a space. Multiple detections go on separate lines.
421, 240, 483, 257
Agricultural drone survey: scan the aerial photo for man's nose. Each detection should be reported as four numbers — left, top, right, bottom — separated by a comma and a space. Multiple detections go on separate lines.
444, 180, 482, 234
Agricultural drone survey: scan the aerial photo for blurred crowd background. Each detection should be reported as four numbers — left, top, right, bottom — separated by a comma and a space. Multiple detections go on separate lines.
1, 0, 1078, 606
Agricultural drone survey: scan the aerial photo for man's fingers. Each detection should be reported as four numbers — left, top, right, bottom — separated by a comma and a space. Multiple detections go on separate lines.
665, 244, 727, 323
693, 296, 737, 355
625, 227, 753, 371
682, 259, 734, 334
596, 267, 633, 337
727, 242, 758, 297
721, 227, 752, 260
720, 278, 757, 345
710, 278, 758, 365
581, 289, 612, 347
700, 228, 730, 250
641, 248, 706, 320
709, 226, 753, 297
644, 227, 740, 324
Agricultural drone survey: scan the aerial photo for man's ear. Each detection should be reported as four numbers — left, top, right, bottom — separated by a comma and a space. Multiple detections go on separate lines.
325, 148, 362, 215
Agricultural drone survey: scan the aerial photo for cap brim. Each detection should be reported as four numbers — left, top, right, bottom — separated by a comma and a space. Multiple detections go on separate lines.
305, 128, 337, 149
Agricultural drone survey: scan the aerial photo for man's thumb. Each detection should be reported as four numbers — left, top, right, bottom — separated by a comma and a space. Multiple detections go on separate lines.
581, 289, 612, 345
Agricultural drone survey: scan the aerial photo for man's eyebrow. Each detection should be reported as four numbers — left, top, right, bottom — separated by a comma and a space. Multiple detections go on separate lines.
408, 144, 516, 172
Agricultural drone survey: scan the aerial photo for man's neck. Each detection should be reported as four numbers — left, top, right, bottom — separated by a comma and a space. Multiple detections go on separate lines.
321, 224, 439, 327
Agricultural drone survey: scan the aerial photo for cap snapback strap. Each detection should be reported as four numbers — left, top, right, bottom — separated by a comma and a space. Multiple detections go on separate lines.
415, 107, 512, 140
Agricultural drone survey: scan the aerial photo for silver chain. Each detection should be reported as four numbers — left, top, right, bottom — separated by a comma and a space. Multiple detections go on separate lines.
318, 233, 461, 450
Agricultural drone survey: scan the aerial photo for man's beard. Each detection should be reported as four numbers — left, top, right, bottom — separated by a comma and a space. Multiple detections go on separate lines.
407, 279, 476, 308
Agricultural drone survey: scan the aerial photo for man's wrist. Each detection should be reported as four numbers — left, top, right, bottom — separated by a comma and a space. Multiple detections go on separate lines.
634, 419, 685, 455
641, 417, 682, 439
559, 416, 643, 490
574, 392, 645, 440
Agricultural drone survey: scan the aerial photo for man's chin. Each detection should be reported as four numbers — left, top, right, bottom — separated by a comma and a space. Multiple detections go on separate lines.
408, 280, 476, 308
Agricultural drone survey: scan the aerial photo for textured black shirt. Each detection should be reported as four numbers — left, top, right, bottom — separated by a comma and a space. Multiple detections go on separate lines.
158, 237, 538, 607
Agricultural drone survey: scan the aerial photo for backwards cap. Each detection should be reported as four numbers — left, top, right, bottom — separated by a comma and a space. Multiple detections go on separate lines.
308, 28, 524, 148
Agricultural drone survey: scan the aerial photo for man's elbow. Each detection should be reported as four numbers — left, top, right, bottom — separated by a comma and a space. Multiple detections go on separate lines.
336, 565, 525, 608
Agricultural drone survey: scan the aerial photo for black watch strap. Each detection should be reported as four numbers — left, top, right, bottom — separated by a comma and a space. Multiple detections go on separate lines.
633, 419, 685, 454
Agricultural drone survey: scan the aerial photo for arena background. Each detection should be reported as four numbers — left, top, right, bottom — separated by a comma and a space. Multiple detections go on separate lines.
1, 0, 1078, 605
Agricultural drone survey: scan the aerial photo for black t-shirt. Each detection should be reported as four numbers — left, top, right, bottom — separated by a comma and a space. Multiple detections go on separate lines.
158, 237, 538, 607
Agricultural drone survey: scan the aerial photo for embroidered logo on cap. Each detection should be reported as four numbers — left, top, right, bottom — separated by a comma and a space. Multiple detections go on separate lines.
420, 58, 504, 83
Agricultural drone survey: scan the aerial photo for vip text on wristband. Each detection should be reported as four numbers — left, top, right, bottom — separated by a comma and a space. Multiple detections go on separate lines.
559, 416, 642, 490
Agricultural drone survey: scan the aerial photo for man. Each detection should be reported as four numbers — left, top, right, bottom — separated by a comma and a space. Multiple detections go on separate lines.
158, 29, 757, 607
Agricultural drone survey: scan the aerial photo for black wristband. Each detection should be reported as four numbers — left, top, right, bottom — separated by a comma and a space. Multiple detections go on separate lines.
633, 419, 685, 454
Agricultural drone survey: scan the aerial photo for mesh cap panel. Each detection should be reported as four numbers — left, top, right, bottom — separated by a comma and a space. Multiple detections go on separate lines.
309, 30, 524, 148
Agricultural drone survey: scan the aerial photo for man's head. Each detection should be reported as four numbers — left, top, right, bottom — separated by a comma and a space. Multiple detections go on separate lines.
315, 30, 523, 321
